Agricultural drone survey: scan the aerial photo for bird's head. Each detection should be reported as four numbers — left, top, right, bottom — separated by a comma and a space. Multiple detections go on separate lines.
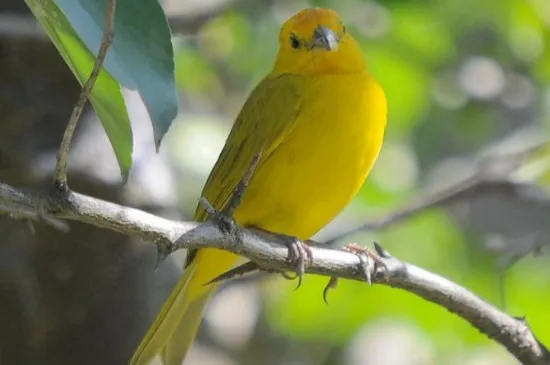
273, 8, 366, 76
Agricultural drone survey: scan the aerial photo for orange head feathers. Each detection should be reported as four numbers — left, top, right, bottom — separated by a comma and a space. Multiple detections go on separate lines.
273, 8, 366, 76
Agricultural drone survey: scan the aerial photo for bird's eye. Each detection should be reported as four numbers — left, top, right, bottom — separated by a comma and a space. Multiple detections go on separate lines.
290, 34, 301, 49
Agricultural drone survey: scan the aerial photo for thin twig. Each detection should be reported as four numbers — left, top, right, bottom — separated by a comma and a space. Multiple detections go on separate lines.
0, 203, 69, 232
327, 174, 480, 244
53, 0, 117, 191
0, 180, 549, 364
324, 178, 541, 245
324, 139, 550, 245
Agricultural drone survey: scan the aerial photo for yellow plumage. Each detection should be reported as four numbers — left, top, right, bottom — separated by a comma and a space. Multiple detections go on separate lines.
131, 7, 387, 365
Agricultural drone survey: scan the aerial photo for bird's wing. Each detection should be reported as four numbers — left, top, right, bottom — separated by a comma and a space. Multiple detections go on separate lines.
194, 73, 303, 222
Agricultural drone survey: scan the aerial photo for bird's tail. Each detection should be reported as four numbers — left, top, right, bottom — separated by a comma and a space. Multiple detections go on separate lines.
130, 248, 239, 365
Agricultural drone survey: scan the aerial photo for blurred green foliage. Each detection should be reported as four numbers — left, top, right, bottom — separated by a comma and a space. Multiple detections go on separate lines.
168, 0, 550, 363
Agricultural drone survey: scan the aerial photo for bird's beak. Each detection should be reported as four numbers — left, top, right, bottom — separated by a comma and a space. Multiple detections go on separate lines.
311, 25, 339, 51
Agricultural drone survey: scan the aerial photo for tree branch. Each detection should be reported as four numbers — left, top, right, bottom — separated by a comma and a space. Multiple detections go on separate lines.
0, 180, 548, 364
325, 137, 550, 245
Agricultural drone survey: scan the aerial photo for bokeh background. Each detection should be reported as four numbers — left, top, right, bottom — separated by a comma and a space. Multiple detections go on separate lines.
1, 0, 550, 364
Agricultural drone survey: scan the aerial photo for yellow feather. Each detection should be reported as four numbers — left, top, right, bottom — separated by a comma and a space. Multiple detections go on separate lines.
130, 7, 387, 365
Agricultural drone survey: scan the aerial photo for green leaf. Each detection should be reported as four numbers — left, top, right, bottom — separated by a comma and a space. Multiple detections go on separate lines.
55, 0, 178, 149
25, 0, 133, 181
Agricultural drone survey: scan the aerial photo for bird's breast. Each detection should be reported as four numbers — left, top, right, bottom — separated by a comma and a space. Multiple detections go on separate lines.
236, 72, 387, 239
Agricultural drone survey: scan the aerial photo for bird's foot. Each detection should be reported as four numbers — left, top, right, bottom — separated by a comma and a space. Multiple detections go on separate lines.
343, 242, 386, 284
205, 230, 313, 288
276, 234, 313, 289
199, 197, 241, 240
199, 152, 263, 239
323, 242, 388, 304
214, 209, 239, 238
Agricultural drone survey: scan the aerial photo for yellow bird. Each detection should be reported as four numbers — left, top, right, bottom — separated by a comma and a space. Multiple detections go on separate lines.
131, 7, 387, 365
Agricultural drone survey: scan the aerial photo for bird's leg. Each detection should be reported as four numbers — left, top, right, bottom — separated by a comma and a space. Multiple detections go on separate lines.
199, 197, 241, 240
323, 242, 387, 304
199, 152, 263, 241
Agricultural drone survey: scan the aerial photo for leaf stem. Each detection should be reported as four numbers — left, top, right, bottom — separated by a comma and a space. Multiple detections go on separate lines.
54, 0, 117, 191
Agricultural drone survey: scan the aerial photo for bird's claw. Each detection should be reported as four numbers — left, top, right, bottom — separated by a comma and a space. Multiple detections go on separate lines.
323, 242, 386, 304
323, 277, 338, 304
279, 235, 313, 289
344, 242, 386, 283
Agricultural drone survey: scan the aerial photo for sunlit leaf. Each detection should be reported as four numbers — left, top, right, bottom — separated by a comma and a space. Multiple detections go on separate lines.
26, 0, 133, 181
54, 0, 178, 149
